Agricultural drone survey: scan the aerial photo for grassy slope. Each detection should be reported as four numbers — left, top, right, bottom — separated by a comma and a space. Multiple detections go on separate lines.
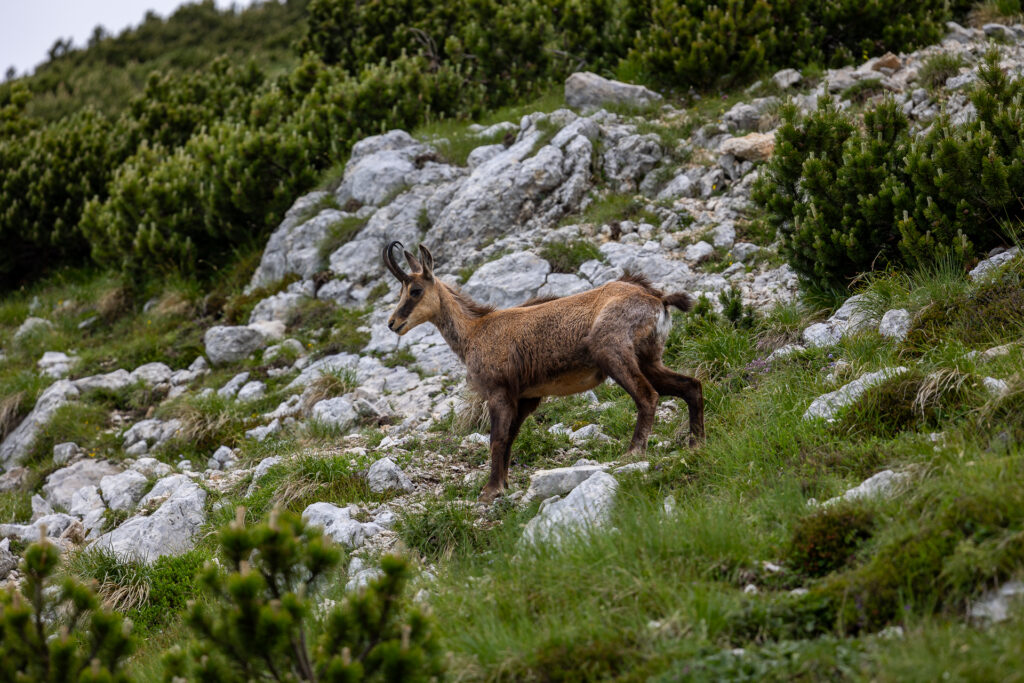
1, 86, 1023, 680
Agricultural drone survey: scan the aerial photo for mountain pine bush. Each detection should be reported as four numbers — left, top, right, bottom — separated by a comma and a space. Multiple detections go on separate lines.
0, 534, 136, 682
756, 51, 1024, 292
164, 508, 444, 682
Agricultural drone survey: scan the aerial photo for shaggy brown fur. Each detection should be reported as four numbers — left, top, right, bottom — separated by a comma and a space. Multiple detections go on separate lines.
383, 241, 704, 502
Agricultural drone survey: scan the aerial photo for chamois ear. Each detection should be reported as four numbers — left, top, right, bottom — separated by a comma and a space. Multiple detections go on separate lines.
418, 244, 434, 280
403, 249, 423, 273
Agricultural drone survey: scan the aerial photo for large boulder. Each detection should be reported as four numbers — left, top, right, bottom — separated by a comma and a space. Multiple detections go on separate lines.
425, 111, 596, 260
90, 476, 207, 562
463, 252, 551, 308
1, 380, 80, 469
204, 326, 267, 365
42, 459, 122, 510
565, 72, 663, 111
521, 471, 619, 545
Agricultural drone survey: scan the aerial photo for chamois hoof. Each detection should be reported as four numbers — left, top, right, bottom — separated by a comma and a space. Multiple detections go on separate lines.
477, 485, 504, 504
687, 434, 704, 448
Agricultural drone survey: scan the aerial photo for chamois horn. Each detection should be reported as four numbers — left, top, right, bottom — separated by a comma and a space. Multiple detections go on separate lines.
382, 240, 409, 283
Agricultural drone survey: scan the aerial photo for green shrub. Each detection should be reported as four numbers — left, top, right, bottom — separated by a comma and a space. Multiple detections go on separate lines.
919, 53, 965, 90
540, 239, 603, 274
0, 537, 135, 681
787, 504, 875, 577
164, 509, 444, 681
756, 53, 1024, 292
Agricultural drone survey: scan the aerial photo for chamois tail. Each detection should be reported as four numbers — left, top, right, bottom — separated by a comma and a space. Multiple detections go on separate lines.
662, 292, 694, 312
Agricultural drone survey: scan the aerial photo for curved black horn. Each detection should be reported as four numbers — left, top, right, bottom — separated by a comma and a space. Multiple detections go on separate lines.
382, 241, 409, 282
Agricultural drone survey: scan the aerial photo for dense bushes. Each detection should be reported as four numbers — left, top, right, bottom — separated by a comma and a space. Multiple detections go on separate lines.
0, 0, 979, 290
756, 52, 1024, 292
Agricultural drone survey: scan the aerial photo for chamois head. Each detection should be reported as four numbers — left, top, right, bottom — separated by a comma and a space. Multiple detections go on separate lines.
383, 241, 439, 336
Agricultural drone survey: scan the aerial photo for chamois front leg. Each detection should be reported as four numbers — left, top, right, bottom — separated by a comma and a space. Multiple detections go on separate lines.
504, 397, 542, 479
479, 394, 516, 503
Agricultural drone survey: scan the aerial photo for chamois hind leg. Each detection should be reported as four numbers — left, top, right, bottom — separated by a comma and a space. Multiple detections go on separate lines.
642, 362, 705, 446
480, 393, 516, 503
593, 346, 659, 455
503, 397, 542, 486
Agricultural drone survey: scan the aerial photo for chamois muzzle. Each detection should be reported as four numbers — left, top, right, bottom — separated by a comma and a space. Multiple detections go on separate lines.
382, 241, 409, 283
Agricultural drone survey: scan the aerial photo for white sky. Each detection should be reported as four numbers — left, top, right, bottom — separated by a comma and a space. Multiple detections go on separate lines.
0, 0, 259, 76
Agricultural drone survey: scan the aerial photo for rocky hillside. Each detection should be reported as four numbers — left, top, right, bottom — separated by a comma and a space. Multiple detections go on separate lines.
2, 19, 1024, 680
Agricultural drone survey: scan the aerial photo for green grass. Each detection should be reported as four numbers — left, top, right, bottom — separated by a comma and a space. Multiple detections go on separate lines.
539, 239, 604, 274
317, 214, 370, 265
561, 192, 660, 228
919, 53, 966, 90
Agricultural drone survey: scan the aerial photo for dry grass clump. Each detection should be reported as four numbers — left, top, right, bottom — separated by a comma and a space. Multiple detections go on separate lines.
0, 391, 24, 441
302, 369, 357, 410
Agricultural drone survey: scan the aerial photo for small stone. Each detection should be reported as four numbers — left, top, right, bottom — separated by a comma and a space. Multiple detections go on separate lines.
52, 442, 81, 466
683, 241, 714, 263
366, 457, 414, 493
772, 68, 802, 89
235, 380, 266, 403
719, 132, 775, 161
878, 309, 911, 341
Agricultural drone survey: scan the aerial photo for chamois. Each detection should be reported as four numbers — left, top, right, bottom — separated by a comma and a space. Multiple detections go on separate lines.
383, 241, 704, 502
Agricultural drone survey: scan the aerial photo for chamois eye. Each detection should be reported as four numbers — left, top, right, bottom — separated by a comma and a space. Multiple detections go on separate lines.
410, 287, 423, 297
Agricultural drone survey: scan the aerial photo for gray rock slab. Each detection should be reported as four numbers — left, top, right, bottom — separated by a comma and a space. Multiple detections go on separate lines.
564, 72, 663, 111
91, 478, 206, 562
804, 367, 909, 422
0, 380, 80, 468
521, 471, 618, 546
42, 459, 121, 511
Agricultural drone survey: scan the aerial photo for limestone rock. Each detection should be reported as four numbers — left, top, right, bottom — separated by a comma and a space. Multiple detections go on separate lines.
463, 252, 551, 308
684, 241, 714, 263
604, 134, 663, 191
311, 397, 358, 432
38, 351, 77, 379
537, 273, 591, 299
521, 471, 619, 545
73, 369, 132, 393
302, 502, 383, 549
878, 309, 911, 341
236, 380, 266, 403
0, 380, 80, 468
804, 367, 909, 421
821, 470, 909, 507
203, 326, 267, 365
14, 317, 53, 342
100, 470, 148, 512
129, 362, 173, 387
367, 457, 414, 493
564, 72, 663, 111
0, 467, 31, 493
91, 477, 207, 562
42, 459, 121, 510
719, 132, 775, 161
522, 465, 608, 504
772, 68, 802, 89
52, 442, 81, 466
969, 247, 1019, 280
969, 581, 1024, 622
217, 371, 250, 398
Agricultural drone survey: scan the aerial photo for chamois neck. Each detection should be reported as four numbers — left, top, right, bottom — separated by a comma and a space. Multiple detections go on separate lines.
432, 283, 481, 361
